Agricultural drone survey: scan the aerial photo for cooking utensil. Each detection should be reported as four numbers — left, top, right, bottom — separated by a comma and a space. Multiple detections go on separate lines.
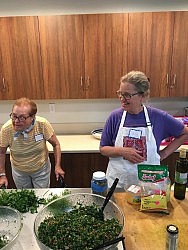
0, 206, 22, 250
99, 178, 119, 220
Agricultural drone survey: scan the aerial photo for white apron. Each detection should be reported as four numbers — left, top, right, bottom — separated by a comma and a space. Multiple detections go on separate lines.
106, 105, 160, 188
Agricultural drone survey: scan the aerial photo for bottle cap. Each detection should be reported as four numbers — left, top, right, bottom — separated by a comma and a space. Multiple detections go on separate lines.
167, 224, 178, 234
179, 148, 186, 158
93, 171, 106, 180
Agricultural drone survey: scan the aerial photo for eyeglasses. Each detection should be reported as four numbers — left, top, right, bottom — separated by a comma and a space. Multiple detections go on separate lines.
10, 113, 31, 122
116, 90, 143, 99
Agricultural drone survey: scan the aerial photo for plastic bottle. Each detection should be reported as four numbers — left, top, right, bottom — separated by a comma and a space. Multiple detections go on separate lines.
174, 148, 188, 200
166, 224, 178, 250
91, 171, 108, 196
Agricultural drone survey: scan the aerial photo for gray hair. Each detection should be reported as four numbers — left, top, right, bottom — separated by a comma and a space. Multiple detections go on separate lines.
121, 71, 150, 97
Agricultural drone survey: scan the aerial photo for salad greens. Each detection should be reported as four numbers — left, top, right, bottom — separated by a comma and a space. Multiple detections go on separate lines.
0, 189, 70, 213
38, 204, 123, 250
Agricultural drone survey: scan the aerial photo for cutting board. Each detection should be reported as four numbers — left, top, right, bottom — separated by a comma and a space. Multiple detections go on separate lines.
114, 191, 188, 250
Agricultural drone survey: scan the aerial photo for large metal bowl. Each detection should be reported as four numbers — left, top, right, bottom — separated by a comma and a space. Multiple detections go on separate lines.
0, 206, 22, 250
34, 193, 125, 249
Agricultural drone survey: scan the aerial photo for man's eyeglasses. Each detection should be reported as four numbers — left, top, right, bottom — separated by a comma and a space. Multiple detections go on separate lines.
10, 113, 31, 122
116, 90, 143, 99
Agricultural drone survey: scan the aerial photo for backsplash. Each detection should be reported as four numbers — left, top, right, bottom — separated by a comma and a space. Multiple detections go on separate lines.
0, 97, 187, 135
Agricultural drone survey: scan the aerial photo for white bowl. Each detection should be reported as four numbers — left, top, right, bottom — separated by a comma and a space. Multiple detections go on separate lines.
91, 128, 103, 140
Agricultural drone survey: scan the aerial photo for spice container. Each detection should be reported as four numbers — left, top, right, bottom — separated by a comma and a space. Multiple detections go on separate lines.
166, 224, 178, 250
91, 171, 108, 196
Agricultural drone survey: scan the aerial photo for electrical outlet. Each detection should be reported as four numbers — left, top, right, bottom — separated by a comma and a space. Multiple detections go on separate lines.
49, 103, 55, 112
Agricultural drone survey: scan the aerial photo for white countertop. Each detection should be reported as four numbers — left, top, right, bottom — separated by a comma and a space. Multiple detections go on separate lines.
5, 134, 188, 154
48, 135, 188, 153
48, 135, 101, 153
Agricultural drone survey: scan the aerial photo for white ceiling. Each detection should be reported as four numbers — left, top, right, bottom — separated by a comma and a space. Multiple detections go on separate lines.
0, 0, 187, 17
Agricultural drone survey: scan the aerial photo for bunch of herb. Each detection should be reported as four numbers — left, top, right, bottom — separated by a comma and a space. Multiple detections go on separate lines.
0, 189, 71, 214
38, 204, 123, 250
0, 189, 45, 213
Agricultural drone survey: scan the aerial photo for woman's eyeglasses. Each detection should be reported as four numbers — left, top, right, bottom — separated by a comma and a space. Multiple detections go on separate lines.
116, 90, 143, 99
9, 113, 31, 122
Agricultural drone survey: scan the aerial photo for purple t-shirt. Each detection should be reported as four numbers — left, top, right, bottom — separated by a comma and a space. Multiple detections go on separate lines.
100, 106, 184, 152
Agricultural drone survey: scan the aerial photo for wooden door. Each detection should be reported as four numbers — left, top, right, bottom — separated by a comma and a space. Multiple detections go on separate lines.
38, 15, 84, 99
0, 16, 44, 100
127, 12, 174, 98
105, 13, 129, 98
170, 11, 188, 97
83, 14, 106, 98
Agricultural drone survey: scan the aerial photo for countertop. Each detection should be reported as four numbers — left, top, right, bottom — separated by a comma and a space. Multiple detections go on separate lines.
47, 135, 188, 153
3, 187, 188, 250
114, 190, 188, 250
4, 134, 188, 153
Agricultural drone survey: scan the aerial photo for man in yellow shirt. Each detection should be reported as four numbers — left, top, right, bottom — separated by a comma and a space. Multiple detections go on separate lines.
0, 97, 65, 188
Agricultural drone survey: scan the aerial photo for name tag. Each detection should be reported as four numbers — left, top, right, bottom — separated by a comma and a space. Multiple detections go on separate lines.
128, 129, 142, 139
35, 134, 44, 142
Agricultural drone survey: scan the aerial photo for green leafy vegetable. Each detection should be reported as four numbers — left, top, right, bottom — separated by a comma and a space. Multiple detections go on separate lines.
38, 204, 123, 250
0, 189, 71, 213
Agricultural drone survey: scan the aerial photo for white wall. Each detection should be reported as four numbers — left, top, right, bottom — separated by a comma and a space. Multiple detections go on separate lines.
0, 0, 187, 17
0, 97, 187, 134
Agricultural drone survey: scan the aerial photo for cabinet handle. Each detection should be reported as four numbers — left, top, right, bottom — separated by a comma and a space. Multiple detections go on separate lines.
173, 74, 176, 87
166, 74, 169, 87
170, 74, 176, 89
1, 77, 7, 92
80, 76, 83, 86
86, 76, 90, 90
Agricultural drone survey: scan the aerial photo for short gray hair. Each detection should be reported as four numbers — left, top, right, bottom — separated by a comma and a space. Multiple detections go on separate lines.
121, 71, 150, 97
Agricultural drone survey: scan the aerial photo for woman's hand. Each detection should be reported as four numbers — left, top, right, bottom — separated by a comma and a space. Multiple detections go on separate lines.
0, 175, 8, 188
122, 147, 145, 164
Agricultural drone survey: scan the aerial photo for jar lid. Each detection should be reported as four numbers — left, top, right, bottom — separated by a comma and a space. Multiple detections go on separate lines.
167, 224, 178, 234
93, 171, 106, 180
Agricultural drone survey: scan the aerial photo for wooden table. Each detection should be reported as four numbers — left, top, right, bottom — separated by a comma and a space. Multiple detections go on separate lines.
114, 190, 188, 250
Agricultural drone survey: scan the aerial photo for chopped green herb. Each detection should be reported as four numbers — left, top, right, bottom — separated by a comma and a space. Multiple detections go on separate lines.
38, 204, 123, 249
0, 189, 71, 214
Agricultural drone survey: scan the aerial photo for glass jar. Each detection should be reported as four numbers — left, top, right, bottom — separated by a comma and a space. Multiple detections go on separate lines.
91, 171, 108, 197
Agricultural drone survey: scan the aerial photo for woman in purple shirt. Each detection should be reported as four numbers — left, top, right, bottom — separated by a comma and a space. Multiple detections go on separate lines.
100, 71, 188, 188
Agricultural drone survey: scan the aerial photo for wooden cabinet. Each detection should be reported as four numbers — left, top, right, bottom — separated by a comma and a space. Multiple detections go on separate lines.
127, 11, 188, 98
105, 13, 128, 98
0, 12, 187, 100
170, 12, 188, 97
4, 152, 184, 189
38, 14, 106, 99
50, 153, 108, 188
0, 16, 44, 100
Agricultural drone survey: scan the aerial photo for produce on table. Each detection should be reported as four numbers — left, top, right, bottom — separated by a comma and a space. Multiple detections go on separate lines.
38, 204, 123, 250
0, 189, 70, 213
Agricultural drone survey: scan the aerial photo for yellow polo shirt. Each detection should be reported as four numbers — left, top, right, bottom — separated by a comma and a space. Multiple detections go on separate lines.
0, 116, 54, 172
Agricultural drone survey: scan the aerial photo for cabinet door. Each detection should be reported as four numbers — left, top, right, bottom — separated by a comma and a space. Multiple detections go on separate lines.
0, 16, 44, 100
127, 12, 174, 98
83, 14, 106, 98
171, 12, 188, 97
105, 13, 129, 98
38, 15, 85, 99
